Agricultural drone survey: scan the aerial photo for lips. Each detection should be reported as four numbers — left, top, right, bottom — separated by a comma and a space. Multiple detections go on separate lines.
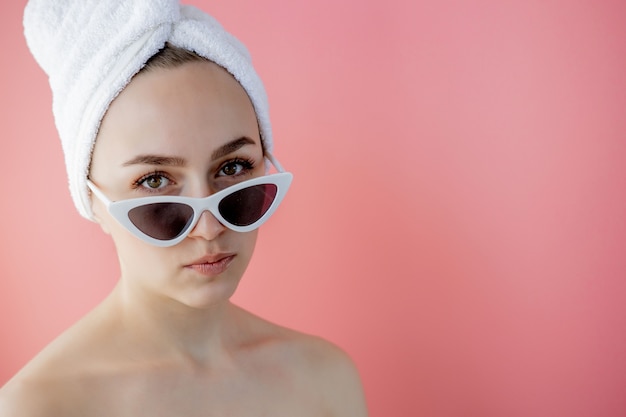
184, 254, 235, 277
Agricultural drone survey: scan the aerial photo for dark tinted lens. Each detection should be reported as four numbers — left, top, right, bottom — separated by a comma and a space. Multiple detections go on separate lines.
218, 184, 278, 226
128, 203, 194, 240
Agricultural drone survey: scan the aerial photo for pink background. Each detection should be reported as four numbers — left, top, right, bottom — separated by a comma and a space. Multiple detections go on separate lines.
1, 1, 625, 416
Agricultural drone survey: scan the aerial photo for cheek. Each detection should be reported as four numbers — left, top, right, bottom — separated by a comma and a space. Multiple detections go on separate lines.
237, 230, 260, 265
101, 211, 154, 262
241, 229, 259, 248
114, 230, 172, 279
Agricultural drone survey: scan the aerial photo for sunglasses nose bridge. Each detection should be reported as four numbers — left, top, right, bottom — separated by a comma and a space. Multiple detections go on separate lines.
186, 202, 227, 240
196, 194, 223, 221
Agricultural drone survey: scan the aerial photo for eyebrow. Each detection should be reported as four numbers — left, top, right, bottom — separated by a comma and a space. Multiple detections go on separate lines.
210, 136, 257, 161
121, 137, 257, 167
121, 155, 187, 167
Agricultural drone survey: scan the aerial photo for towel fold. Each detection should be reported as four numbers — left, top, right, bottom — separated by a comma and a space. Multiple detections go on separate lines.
24, 0, 272, 220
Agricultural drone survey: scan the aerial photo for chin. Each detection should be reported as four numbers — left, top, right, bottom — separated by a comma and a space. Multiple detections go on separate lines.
174, 274, 242, 310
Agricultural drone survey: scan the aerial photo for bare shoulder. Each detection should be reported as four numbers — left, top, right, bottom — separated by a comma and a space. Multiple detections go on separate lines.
0, 364, 70, 417
233, 307, 369, 416
0, 332, 98, 417
0, 309, 112, 417
288, 332, 369, 417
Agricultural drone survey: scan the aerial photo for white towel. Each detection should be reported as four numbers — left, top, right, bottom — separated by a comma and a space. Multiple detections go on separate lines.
23, 0, 273, 220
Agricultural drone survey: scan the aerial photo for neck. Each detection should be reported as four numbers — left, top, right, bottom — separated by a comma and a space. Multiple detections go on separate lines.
106, 279, 236, 367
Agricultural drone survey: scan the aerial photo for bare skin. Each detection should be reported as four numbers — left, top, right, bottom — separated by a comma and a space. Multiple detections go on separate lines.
0, 297, 365, 416
0, 61, 367, 416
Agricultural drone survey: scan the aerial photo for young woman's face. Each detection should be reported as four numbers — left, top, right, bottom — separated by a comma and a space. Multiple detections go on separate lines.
89, 60, 265, 308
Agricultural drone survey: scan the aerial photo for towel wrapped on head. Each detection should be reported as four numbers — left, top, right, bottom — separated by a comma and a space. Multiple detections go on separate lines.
23, 0, 272, 220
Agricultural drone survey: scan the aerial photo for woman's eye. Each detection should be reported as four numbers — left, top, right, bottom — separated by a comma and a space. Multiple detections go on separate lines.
140, 174, 170, 189
222, 163, 241, 176
220, 159, 253, 177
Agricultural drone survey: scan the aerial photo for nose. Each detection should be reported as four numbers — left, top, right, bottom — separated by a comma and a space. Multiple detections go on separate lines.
187, 209, 227, 241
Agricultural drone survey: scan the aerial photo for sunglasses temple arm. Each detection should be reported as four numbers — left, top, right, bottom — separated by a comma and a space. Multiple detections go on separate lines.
86, 180, 113, 206
266, 152, 287, 173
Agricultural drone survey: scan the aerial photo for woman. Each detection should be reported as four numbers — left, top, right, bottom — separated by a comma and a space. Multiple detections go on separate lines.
0, 1, 368, 416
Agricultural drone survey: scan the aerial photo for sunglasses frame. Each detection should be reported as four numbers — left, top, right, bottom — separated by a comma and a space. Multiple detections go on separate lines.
87, 154, 293, 247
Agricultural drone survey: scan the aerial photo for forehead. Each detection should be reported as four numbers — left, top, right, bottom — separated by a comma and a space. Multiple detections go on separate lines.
92, 60, 261, 167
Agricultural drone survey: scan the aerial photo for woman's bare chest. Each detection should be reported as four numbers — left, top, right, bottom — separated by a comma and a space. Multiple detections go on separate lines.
68, 365, 330, 417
